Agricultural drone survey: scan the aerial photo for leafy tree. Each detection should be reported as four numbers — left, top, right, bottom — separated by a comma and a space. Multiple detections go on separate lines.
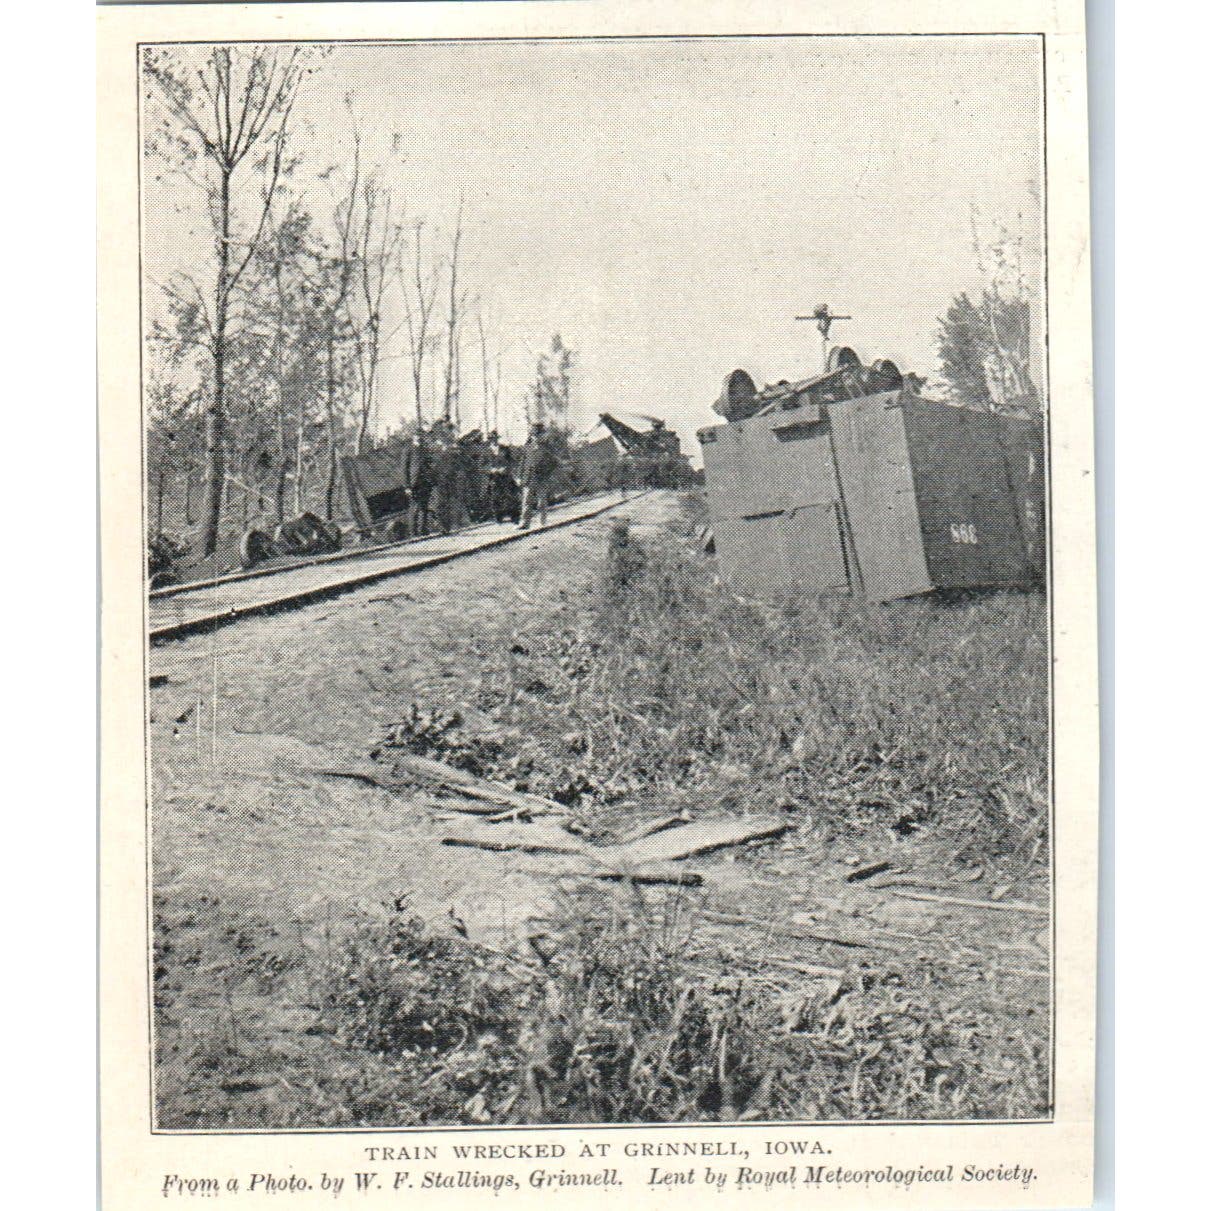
143, 45, 309, 555
936, 213, 1040, 413
145, 372, 202, 535
527, 333, 575, 431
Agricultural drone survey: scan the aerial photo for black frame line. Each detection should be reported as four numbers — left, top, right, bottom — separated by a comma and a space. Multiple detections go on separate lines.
134, 29, 1056, 1136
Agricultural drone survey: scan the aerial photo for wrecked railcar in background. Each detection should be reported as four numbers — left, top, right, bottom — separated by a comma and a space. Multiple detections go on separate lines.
698, 347, 1045, 603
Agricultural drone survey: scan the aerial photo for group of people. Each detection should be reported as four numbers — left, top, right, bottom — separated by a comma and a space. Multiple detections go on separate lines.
390, 420, 564, 538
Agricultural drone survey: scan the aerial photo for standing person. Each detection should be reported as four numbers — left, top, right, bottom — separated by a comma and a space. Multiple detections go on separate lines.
428, 418, 457, 535
484, 431, 516, 523
403, 433, 433, 537
518, 422, 557, 531
458, 430, 487, 523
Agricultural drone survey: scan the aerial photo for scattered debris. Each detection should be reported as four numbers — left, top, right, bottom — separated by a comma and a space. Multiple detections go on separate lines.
585, 865, 704, 888
699, 908, 901, 951
440, 821, 586, 856
615, 812, 691, 845
316, 755, 565, 817
845, 859, 896, 883
366, 590, 416, 605
886, 889, 1048, 915
600, 815, 789, 865
220, 1074, 279, 1095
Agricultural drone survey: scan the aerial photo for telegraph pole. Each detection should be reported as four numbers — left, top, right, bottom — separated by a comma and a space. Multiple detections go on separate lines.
795, 304, 852, 373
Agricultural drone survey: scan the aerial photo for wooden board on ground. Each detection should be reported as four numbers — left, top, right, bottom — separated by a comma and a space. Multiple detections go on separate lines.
315, 755, 566, 816
599, 815, 790, 865
440, 821, 588, 856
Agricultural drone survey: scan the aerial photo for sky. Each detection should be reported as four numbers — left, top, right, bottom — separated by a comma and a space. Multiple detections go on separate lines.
144, 36, 1043, 458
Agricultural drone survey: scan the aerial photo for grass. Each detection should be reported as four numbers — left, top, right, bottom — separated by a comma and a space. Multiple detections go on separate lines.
421, 501, 1048, 867
155, 881, 1048, 1128
153, 492, 1050, 1127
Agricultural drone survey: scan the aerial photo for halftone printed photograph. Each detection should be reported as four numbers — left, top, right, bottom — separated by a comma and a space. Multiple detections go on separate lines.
100, 4, 1097, 1208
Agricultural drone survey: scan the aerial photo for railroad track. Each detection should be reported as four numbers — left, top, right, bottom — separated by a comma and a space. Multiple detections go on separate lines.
148, 490, 646, 645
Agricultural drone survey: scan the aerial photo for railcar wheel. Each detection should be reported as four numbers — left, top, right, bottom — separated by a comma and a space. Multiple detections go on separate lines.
867, 358, 903, 391
239, 527, 272, 569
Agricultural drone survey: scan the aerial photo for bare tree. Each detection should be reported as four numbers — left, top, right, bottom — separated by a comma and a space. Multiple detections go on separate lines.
476, 307, 503, 434
255, 205, 324, 524
304, 134, 362, 518
442, 199, 467, 426
143, 45, 307, 556
402, 219, 440, 427
351, 175, 406, 453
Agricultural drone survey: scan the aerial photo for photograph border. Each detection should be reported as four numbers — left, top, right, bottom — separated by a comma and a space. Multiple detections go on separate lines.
134, 29, 1058, 1137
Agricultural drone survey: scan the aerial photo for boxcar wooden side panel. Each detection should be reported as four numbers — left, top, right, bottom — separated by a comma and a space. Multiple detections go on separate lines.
829, 393, 933, 602
712, 504, 850, 597
702, 401, 853, 597
778, 503, 851, 594
701, 404, 840, 521
901, 401, 1035, 589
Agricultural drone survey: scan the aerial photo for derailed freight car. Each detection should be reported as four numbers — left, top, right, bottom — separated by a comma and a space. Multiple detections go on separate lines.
698, 350, 1045, 603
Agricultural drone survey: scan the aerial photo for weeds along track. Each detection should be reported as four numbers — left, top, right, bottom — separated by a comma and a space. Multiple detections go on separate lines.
148, 491, 645, 645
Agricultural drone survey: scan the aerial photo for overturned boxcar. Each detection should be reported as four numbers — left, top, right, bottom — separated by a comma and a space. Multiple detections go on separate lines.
341, 444, 422, 538
698, 349, 1045, 603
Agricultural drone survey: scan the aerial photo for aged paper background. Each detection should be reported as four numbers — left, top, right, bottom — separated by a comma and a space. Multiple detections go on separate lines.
99, 2, 1097, 1207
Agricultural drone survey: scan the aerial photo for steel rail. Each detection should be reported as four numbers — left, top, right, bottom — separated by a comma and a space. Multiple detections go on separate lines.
149, 491, 647, 646
149, 491, 620, 600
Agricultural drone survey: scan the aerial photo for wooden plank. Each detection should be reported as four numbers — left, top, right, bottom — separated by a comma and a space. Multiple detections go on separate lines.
846, 859, 896, 883
602, 816, 790, 865
616, 813, 691, 845
586, 865, 704, 888
390, 753, 566, 807
887, 889, 1048, 915
440, 822, 587, 856
699, 908, 901, 952
316, 755, 566, 816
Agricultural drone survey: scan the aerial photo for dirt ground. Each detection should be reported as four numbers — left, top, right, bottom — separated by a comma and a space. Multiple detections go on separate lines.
150, 495, 683, 941
149, 490, 1050, 1126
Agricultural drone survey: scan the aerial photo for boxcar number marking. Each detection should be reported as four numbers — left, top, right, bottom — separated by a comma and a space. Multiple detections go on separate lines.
950, 523, 979, 544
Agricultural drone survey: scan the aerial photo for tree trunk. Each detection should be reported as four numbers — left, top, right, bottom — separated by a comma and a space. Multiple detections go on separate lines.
156, 468, 167, 534
273, 260, 289, 526
200, 170, 232, 557
275, 438, 290, 523
324, 328, 340, 519
356, 397, 371, 455
293, 412, 306, 515
184, 465, 196, 526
